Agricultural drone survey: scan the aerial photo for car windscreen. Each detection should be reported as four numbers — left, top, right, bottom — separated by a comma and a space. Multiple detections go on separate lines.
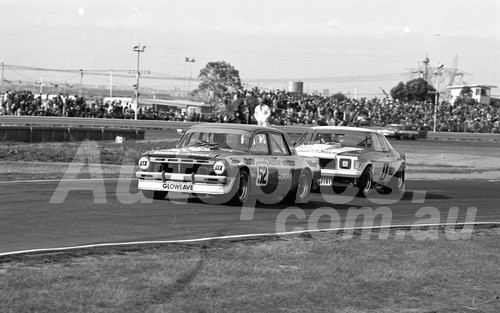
296, 130, 373, 149
177, 129, 252, 152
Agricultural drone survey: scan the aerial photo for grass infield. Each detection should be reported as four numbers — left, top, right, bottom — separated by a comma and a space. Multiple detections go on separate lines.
0, 227, 499, 312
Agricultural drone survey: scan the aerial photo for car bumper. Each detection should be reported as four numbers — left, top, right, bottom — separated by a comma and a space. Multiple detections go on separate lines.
136, 171, 236, 195
317, 168, 362, 186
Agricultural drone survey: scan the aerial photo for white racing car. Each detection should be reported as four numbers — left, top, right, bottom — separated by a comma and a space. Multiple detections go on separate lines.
294, 126, 406, 197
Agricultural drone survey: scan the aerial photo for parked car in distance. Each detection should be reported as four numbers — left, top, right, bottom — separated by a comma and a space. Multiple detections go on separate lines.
385, 124, 420, 140
136, 124, 320, 205
294, 126, 406, 197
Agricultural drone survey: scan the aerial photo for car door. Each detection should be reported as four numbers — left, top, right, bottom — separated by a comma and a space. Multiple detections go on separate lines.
378, 133, 402, 181
250, 131, 278, 195
370, 132, 394, 185
268, 132, 297, 194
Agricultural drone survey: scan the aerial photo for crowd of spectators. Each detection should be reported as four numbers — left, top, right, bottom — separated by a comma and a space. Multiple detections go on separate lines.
1, 88, 499, 133
0, 90, 135, 119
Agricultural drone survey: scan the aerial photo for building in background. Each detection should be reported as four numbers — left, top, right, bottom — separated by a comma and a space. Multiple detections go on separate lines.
447, 84, 497, 105
288, 81, 303, 94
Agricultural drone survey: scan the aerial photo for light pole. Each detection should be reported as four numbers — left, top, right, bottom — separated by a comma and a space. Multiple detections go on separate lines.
184, 57, 195, 93
133, 43, 146, 120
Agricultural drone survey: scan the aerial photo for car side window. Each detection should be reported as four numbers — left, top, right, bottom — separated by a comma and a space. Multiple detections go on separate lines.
378, 134, 390, 152
269, 133, 291, 156
357, 135, 372, 148
251, 133, 269, 155
372, 134, 384, 152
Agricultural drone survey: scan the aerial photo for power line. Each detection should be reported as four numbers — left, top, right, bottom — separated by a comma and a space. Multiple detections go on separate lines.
245, 73, 410, 84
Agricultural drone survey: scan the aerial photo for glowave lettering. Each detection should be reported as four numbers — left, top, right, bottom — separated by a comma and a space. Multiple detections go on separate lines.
162, 183, 194, 191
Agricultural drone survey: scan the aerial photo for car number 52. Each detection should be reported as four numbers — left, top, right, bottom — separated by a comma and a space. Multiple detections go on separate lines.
256, 163, 269, 186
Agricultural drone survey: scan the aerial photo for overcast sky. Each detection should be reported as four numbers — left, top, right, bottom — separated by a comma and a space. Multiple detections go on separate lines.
1, 0, 499, 96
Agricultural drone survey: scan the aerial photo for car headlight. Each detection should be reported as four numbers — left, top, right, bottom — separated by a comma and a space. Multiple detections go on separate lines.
213, 161, 226, 175
138, 157, 150, 170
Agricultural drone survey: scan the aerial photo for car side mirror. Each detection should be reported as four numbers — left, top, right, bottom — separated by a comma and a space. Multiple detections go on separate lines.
176, 129, 184, 135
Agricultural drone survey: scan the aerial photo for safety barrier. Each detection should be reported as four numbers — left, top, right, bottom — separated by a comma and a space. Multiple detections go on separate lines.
1, 116, 499, 142
0, 125, 144, 142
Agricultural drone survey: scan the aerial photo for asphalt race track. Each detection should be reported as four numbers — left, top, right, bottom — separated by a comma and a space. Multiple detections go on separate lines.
0, 178, 499, 255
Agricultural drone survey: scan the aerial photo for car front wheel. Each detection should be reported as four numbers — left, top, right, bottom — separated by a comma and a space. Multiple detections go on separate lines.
229, 170, 250, 205
357, 167, 373, 197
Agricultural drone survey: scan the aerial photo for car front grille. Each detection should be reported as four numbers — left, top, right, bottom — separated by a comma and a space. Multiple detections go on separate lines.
150, 157, 215, 175
319, 158, 336, 169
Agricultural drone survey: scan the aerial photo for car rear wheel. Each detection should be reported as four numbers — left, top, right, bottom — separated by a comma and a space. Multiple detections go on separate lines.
357, 167, 373, 197
379, 167, 406, 196
391, 167, 406, 195
284, 171, 311, 204
296, 171, 312, 204
141, 190, 168, 200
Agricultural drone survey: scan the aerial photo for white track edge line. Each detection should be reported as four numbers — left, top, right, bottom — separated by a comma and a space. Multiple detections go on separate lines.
1, 221, 498, 258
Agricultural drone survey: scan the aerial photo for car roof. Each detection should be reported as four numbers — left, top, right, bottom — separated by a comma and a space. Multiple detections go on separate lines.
308, 126, 379, 133
188, 123, 285, 134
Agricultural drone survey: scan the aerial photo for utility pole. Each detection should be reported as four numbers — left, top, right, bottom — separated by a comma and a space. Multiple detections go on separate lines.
133, 43, 146, 120
79, 69, 83, 97
1, 62, 4, 109
433, 63, 444, 132
110, 70, 113, 98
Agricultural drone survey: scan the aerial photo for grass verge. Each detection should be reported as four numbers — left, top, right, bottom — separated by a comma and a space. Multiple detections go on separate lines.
0, 139, 177, 181
0, 226, 499, 313
0, 139, 178, 164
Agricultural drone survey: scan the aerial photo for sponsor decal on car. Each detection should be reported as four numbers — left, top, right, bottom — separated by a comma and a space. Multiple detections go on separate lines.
162, 182, 194, 191
278, 172, 292, 180
266, 159, 296, 167
230, 158, 241, 164
244, 157, 254, 165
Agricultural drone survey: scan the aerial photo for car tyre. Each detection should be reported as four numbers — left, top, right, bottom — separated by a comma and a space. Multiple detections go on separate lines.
142, 190, 168, 200
391, 167, 406, 195
332, 186, 347, 194
283, 170, 312, 204
357, 166, 373, 197
228, 170, 251, 205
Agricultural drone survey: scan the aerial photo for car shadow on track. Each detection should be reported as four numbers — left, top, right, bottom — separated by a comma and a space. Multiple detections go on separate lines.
164, 189, 450, 209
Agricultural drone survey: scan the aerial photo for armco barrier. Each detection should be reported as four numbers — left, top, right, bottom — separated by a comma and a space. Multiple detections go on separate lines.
0, 116, 499, 142
0, 126, 144, 142
426, 131, 500, 141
